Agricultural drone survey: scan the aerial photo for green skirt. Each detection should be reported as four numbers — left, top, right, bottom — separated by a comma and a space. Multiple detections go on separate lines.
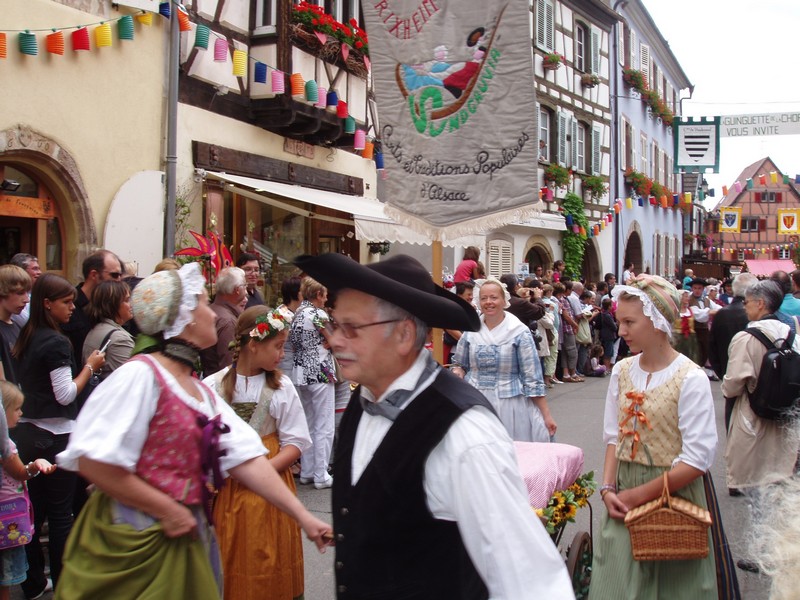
56, 491, 221, 600
589, 461, 717, 600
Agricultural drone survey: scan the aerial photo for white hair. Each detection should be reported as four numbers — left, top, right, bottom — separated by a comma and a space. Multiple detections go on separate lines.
215, 267, 245, 295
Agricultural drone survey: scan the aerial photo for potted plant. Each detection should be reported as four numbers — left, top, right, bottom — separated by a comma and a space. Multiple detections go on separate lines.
580, 73, 600, 88
622, 68, 647, 92
544, 163, 571, 189
624, 168, 653, 198
582, 175, 607, 201
542, 52, 566, 71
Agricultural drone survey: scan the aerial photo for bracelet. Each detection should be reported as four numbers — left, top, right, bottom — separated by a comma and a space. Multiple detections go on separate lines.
599, 483, 617, 497
85, 364, 94, 377
25, 462, 39, 479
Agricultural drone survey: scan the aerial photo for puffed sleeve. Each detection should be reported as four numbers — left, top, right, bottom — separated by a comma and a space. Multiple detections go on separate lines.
269, 376, 312, 453
676, 367, 717, 471
452, 333, 471, 370
602, 361, 623, 446
517, 331, 545, 397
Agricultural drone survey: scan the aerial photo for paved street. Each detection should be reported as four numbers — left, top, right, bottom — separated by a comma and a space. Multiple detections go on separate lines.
297, 372, 772, 599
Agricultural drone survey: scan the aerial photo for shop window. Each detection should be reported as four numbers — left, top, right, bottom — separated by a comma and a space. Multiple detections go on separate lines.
46, 218, 62, 271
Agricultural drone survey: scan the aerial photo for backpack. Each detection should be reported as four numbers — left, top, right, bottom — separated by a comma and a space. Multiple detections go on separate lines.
745, 326, 800, 420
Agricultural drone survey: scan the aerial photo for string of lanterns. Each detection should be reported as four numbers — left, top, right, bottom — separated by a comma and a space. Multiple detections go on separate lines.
1, 0, 384, 168
707, 243, 800, 256
722, 171, 800, 197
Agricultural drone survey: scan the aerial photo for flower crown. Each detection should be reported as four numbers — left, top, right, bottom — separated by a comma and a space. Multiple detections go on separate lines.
249, 307, 293, 341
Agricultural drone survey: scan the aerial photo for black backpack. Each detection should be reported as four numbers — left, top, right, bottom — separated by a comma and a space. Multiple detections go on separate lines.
745, 326, 800, 420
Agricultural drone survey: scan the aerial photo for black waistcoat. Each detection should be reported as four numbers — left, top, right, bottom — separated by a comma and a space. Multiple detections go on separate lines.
331, 369, 492, 600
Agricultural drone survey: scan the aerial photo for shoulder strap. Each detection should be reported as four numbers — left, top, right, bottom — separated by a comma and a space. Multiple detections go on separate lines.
745, 326, 776, 350
98, 329, 115, 352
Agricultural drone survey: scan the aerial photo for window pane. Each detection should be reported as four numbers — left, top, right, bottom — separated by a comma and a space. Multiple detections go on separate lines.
577, 125, 586, 172
576, 26, 585, 72
539, 109, 550, 161
46, 218, 62, 270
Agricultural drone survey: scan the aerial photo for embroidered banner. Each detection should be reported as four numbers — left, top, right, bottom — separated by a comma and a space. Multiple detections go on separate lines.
777, 209, 800, 235
718, 207, 741, 233
364, 0, 538, 238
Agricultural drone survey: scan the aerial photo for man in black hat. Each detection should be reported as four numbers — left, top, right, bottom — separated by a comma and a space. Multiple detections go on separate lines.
687, 277, 719, 380
293, 253, 573, 599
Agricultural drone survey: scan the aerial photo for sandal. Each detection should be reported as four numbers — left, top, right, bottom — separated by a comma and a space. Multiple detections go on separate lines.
570, 375, 585, 382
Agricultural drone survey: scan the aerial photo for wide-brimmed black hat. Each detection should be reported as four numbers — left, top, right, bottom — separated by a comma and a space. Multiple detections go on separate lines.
293, 253, 480, 331
689, 277, 707, 287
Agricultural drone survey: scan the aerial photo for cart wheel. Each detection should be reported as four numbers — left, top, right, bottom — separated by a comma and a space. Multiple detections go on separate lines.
566, 530, 592, 599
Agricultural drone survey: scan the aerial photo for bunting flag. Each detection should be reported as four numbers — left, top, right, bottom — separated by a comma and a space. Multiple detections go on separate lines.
777, 209, 800, 235
361, 0, 539, 237
719, 207, 741, 233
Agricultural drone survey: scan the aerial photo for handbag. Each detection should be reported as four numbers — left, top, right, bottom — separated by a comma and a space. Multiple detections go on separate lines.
575, 318, 591, 345
0, 488, 34, 549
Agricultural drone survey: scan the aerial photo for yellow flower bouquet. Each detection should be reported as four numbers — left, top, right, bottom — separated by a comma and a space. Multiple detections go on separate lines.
535, 471, 597, 534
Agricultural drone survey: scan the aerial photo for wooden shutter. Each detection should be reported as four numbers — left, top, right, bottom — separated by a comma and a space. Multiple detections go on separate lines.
754, 192, 761, 203
620, 117, 628, 171
776, 192, 783, 203
639, 43, 650, 81
487, 240, 513, 279
570, 117, 578, 169
592, 126, 601, 176
536, 0, 547, 48
630, 30, 637, 69
630, 124, 638, 173
618, 23, 625, 66
558, 112, 568, 166
591, 30, 600, 74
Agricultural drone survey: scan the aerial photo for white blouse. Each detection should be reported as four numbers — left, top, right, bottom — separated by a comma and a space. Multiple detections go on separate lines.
602, 353, 717, 471
202, 370, 312, 454
58, 357, 266, 477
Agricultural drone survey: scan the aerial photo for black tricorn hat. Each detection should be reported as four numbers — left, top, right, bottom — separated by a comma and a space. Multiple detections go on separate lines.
689, 277, 708, 287
293, 253, 481, 332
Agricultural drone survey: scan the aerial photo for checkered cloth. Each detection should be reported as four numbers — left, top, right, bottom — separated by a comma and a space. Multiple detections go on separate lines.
514, 442, 585, 509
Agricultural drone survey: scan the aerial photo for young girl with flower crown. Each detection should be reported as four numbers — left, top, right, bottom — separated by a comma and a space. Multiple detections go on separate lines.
204, 306, 312, 600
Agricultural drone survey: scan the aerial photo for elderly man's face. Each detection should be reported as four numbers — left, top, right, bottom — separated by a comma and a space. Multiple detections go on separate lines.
26, 260, 41, 281
328, 289, 402, 395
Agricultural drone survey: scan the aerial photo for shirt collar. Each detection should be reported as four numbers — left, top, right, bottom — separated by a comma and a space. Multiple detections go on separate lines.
361, 350, 439, 407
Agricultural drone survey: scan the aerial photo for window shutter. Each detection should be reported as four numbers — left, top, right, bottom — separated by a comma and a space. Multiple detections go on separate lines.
536, 0, 546, 48
759, 218, 767, 232
558, 112, 567, 166
630, 30, 637, 69
591, 30, 600, 74
570, 117, 578, 169
776, 192, 783, 203
620, 117, 628, 171
754, 192, 761, 203
639, 43, 650, 82
630, 124, 638, 172
592, 126, 601, 176
545, 0, 554, 51
618, 23, 625, 66
487, 240, 513, 279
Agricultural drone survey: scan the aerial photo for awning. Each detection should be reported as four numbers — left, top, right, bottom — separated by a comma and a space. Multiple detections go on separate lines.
743, 259, 796, 276
205, 171, 484, 247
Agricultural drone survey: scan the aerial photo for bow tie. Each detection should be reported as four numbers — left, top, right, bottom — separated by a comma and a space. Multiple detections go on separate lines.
360, 355, 439, 421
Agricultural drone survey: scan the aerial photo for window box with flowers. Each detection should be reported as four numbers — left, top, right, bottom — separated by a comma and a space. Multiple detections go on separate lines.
291, 2, 370, 77
582, 174, 607, 201
542, 52, 566, 71
580, 73, 600, 88
544, 163, 571, 189
624, 168, 653, 198
622, 68, 674, 126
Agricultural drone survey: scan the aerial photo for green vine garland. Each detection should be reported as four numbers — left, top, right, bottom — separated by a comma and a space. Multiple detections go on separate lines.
561, 192, 589, 279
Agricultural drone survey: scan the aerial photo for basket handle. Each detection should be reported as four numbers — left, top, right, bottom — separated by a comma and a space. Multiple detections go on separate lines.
660, 472, 672, 510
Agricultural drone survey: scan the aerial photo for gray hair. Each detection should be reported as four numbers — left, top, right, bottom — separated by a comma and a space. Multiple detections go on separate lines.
215, 267, 245, 295
10, 253, 37, 271
373, 296, 429, 351
745, 280, 784, 314
732, 272, 757, 298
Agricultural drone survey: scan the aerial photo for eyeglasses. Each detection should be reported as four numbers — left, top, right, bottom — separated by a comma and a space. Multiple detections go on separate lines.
242, 267, 259, 273
329, 318, 402, 339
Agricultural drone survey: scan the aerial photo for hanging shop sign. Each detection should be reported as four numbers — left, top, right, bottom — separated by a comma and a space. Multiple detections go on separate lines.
673, 117, 720, 173
720, 112, 800, 138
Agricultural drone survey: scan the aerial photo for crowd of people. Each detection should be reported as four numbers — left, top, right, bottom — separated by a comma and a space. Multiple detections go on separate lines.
0, 246, 796, 598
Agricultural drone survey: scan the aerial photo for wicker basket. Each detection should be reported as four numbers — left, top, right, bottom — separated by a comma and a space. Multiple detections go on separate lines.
624, 472, 712, 561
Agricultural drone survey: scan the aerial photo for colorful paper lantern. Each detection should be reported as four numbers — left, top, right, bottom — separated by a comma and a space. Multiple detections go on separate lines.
46, 31, 65, 55
770, 171, 778, 184
337, 100, 349, 118
637, 196, 643, 207
734, 181, 742, 193
625, 197, 632, 209
783, 174, 790, 184
232, 49, 247, 77
795, 175, 800, 184
315, 87, 327, 108
118, 15, 135, 41
136, 11, 153, 26
362, 140, 374, 160
213, 38, 227, 62
194, 24, 210, 49
344, 116, 356, 134
354, 129, 366, 150
177, 9, 192, 32
326, 90, 338, 109
614, 203, 620, 214
290, 73, 305, 96
758, 174, 766, 186
0, 33, 6, 59
565, 214, 574, 227
374, 151, 385, 170
271, 69, 285, 93
722, 185, 729, 196
684, 192, 692, 204
254, 62, 267, 84
305, 79, 318, 103
673, 194, 679, 206
159, 2, 171, 18
95, 23, 112, 48
579, 226, 586, 236
746, 178, 754, 190
19, 32, 38, 56
72, 27, 90, 51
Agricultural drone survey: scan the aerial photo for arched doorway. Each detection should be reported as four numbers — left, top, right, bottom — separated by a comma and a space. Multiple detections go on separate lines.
624, 230, 643, 274
582, 238, 601, 284
523, 235, 554, 277
1, 125, 96, 279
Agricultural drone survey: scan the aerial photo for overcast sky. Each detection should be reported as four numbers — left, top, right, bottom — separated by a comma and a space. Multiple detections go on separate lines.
641, 0, 800, 209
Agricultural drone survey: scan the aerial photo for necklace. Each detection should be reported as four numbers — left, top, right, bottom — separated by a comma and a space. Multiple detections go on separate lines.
162, 339, 201, 372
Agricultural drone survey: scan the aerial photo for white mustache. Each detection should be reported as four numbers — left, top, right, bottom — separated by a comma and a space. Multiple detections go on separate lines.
334, 353, 358, 362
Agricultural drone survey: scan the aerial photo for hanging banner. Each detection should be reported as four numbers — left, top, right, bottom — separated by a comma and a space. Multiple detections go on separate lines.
720, 112, 800, 138
778, 209, 800, 235
363, 0, 538, 238
673, 116, 720, 173
718, 207, 741, 233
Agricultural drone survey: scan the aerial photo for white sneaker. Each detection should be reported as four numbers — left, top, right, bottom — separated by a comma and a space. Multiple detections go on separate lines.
314, 476, 333, 490
298, 477, 313, 485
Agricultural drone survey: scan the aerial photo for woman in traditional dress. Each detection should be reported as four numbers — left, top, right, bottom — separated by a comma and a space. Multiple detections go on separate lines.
55, 263, 331, 600
671, 290, 700, 365
591, 275, 739, 599
204, 305, 311, 600
451, 278, 556, 442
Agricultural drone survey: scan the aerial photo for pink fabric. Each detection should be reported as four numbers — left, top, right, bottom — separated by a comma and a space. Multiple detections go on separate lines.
514, 442, 584, 509
134, 356, 206, 505
454, 259, 477, 283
